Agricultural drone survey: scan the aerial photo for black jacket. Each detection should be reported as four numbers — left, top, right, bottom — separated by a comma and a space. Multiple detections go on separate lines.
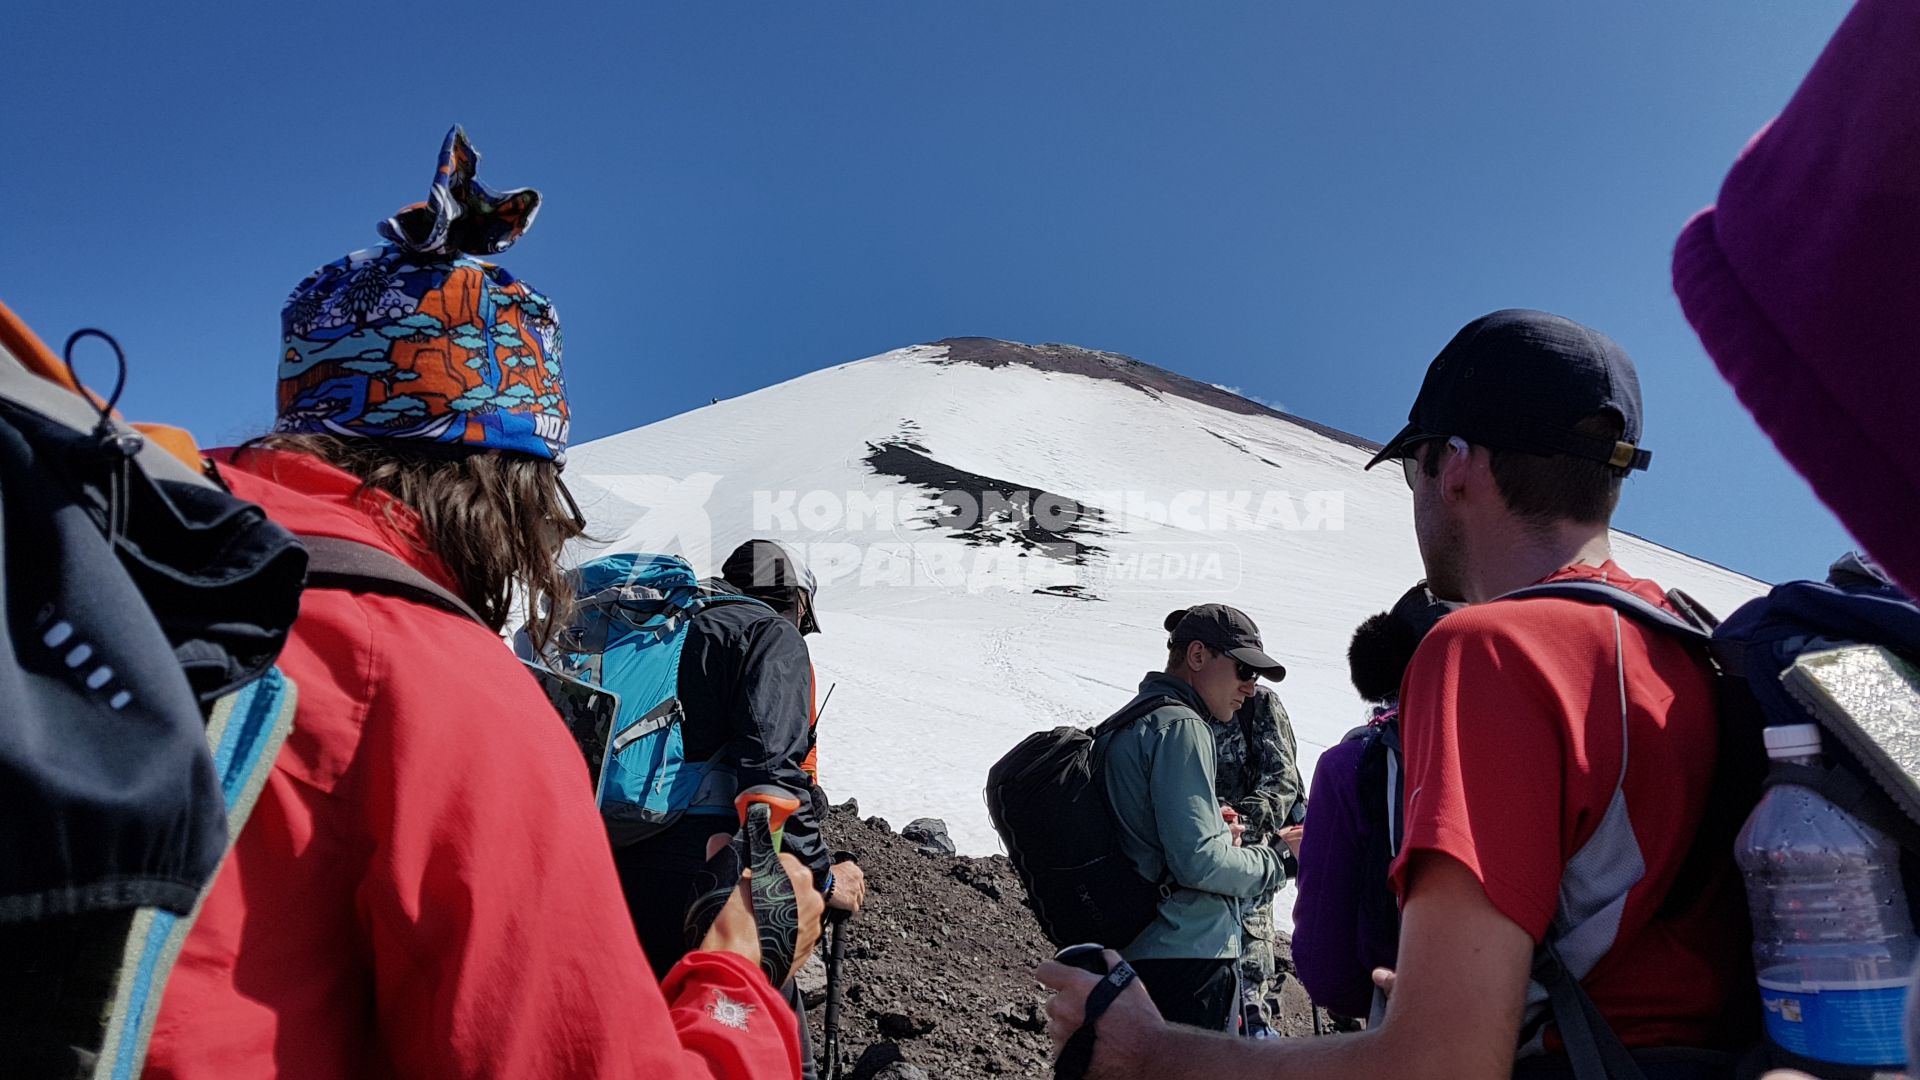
669, 595, 829, 883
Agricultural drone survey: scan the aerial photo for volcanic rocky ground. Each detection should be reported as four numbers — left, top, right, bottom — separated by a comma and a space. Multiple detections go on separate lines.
801, 801, 1323, 1079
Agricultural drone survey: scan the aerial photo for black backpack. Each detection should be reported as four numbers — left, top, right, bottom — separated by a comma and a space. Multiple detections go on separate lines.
0, 326, 309, 1079
1350, 711, 1404, 1014
985, 694, 1180, 949
0, 318, 501, 1080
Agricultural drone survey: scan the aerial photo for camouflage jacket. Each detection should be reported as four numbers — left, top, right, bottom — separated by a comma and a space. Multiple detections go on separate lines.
1213, 686, 1305, 840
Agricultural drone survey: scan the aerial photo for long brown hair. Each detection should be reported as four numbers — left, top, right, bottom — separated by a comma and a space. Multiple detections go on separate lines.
245, 433, 585, 650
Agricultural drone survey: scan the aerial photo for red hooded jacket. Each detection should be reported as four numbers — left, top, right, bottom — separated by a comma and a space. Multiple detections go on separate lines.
144, 448, 800, 1079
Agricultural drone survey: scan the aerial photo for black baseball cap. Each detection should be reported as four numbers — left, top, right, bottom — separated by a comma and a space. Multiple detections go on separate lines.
1388, 581, 1461, 638
1163, 604, 1287, 681
1363, 309, 1652, 473
722, 539, 822, 635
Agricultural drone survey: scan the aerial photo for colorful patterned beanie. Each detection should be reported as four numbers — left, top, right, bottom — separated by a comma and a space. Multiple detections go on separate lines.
275, 126, 569, 461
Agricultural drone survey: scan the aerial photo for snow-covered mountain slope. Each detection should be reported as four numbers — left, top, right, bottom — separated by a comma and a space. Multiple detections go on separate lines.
565, 339, 1767, 879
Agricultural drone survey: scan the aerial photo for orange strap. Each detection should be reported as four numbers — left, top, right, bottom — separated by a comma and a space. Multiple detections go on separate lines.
0, 299, 205, 469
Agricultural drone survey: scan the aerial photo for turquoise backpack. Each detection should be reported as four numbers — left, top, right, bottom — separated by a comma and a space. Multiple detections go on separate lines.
537, 552, 771, 846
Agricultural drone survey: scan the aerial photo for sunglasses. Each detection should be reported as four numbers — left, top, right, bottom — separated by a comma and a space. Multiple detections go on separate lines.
1205, 644, 1260, 682
555, 474, 589, 531
1398, 435, 1449, 490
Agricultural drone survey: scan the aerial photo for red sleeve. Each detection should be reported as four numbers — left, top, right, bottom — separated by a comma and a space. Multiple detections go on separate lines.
355, 599, 800, 1078
1386, 608, 1566, 942
661, 953, 805, 1076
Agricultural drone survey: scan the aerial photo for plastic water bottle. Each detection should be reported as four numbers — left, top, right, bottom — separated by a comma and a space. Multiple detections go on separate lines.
1735, 723, 1917, 1069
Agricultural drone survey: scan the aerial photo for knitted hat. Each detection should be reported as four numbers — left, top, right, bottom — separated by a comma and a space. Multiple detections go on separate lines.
275, 126, 569, 461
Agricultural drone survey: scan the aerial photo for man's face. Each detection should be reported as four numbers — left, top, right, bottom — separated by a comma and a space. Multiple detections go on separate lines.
1190, 643, 1258, 722
781, 588, 813, 634
1406, 441, 1467, 600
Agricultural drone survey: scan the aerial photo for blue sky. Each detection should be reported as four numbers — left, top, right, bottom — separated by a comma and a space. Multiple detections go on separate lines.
2, 1, 1857, 585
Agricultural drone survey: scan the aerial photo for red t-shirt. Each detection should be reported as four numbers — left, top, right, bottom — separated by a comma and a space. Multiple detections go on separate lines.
1388, 561, 1752, 1051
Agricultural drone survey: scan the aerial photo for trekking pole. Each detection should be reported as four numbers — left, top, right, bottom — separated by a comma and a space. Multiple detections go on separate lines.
815, 683, 837, 724
735, 785, 805, 986
821, 908, 851, 1079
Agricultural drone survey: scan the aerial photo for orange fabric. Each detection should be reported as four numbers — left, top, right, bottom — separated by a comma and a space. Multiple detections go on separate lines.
801, 663, 820, 781
0, 298, 205, 470
0, 298, 82, 390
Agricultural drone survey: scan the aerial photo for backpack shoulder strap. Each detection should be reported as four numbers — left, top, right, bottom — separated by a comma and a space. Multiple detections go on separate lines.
1502, 580, 1727, 1079
1378, 718, 1406, 857
1094, 694, 1185, 738
1530, 942, 1651, 1080
1091, 693, 1188, 898
298, 535, 487, 627
1501, 581, 1713, 643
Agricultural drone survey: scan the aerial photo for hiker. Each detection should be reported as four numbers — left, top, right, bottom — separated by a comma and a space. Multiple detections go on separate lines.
1039, 309, 1752, 1078
1088, 604, 1289, 1031
1291, 583, 1456, 1024
1206, 654, 1307, 1038
145, 127, 820, 1079
721, 538, 851, 884
1673, 0, 1920, 600
611, 537, 864, 1080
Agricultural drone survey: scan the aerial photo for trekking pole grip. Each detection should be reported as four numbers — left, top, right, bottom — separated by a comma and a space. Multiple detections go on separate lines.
735, 785, 803, 853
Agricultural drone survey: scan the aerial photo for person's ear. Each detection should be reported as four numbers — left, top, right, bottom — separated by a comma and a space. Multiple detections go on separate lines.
1186, 640, 1209, 672
1437, 436, 1476, 503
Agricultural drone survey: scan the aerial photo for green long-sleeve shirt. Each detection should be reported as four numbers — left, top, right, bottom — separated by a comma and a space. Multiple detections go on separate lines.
1099, 673, 1284, 961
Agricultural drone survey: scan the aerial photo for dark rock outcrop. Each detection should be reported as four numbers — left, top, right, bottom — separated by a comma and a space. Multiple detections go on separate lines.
809, 801, 1324, 1078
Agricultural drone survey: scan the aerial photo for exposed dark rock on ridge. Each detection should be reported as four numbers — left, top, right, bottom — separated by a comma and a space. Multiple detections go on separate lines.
930, 337, 1380, 454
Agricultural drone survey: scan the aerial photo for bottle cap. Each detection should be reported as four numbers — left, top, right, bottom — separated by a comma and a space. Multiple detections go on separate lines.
1762, 723, 1823, 759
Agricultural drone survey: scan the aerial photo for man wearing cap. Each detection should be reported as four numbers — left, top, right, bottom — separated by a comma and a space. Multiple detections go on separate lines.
713, 537, 865, 931
1211, 681, 1306, 1039
1095, 603, 1290, 1032
1039, 310, 1749, 1079
613, 537, 861, 1080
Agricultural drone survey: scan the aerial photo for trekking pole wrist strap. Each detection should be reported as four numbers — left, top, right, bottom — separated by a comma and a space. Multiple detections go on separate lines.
1053, 961, 1138, 1080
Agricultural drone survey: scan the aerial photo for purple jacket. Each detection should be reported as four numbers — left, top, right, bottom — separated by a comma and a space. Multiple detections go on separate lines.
1673, 0, 1920, 597
1292, 716, 1401, 1019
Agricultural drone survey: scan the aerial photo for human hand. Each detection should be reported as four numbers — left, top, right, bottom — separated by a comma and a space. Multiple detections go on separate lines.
825, 858, 866, 915
1371, 966, 1396, 1002
696, 857, 762, 971
1222, 806, 1245, 847
783, 852, 825, 977
1277, 824, 1304, 856
1035, 950, 1166, 1079
696, 837, 824, 984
